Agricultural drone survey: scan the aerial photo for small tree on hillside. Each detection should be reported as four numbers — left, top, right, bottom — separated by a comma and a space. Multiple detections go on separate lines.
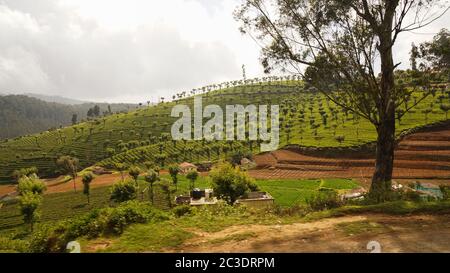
19, 191, 42, 232
168, 164, 180, 191
186, 170, 199, 191
158, 179, 176, 208
114, 163, 128, 182
56, 156, 79, 192
128, 166, 141, 186
145, 169, 159, 204
12, 167, 38, 183
210, 162, 259, 205
17, 174, 47, 196
82, 172, 94, 204
110, 179, 137, 203
144, 161, 154, 170
153, 165, 161, 176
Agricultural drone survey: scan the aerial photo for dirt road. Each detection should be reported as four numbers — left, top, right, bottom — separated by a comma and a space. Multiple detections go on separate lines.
164, 214, 450, 253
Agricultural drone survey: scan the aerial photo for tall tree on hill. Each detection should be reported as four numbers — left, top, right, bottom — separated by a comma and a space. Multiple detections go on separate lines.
82, 172, 94, 204
415, 28, 450, 78
93, 105, 101, 117
145, 169, 158, 204
235, 0, 448, 202
87, 108, 94, 119
71, 113, 78, 125
57, 156, 79, 192
168, 164, 180, 191
128, 166, 141, 187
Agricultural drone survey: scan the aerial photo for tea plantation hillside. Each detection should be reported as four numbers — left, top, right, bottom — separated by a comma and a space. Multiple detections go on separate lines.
0, 80, 449, 183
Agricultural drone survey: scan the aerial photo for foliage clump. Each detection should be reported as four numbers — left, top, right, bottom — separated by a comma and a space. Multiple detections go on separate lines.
210, 162, 259, 204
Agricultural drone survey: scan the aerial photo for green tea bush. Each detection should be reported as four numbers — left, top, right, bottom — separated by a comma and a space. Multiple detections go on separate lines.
110, 179, 137, 203
106, 201, 168, 234
306, 190, 343, 211
28, 224, 59, 253
17, 174, 47, 195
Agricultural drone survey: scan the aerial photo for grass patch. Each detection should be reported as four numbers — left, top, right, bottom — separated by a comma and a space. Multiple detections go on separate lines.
336, 221, 389, 236
257, 178, 358, 207
101, 222, 194, 252
0, 186, 111, 235
304, 200, 450, 221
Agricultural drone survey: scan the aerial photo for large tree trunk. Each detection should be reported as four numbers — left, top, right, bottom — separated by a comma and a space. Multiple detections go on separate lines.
369, 13, 397, 202
370, 114, 395, 202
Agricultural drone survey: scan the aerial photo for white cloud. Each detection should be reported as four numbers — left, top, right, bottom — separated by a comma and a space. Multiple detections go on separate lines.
0, 0, 258, 103
0, 0, 448, 103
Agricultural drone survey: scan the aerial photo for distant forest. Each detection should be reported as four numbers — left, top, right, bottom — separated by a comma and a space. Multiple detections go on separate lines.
0, 95, 136, 139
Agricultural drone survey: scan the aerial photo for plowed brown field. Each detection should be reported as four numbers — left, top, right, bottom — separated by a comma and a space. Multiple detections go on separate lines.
250, 126, 450, 186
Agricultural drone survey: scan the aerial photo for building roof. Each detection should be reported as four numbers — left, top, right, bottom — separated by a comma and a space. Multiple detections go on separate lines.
241, 158, 252, 165
179, 162, 197, 169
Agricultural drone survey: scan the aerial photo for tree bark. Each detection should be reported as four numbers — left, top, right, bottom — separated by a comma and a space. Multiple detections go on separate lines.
73, 177, 77, 192
370, 114, 395, 201
369, 14, 396, 202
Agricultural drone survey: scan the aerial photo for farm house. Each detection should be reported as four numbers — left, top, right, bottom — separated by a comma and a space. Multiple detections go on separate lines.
179, 162, 197, 174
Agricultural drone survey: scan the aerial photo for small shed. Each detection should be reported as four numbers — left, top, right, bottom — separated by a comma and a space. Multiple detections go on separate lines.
179, 162, 197, 174
235, 192, 275, 209
92, 166, 112, 175
240, 157, 256, 170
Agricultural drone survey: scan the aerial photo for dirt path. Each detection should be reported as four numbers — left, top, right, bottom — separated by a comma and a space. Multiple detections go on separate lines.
42, 173, 123, 194
164, 214, 450, 253
0, 173, 123, 197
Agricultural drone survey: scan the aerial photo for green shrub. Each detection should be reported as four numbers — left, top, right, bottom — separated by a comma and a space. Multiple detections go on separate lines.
17, 174, 47, 195
28, 224, 58, 253
306, 190, 343, 211
210, 162, 259, 204
402, 190, 422, 202
173, 205, 192, 217
106, 201, 166, 233
439, 185, 450, 200
110, 179, 137, 203
19, 192, 43, 231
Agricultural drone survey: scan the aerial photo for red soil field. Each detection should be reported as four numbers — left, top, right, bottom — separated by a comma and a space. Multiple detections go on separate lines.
250, 126, 450, 186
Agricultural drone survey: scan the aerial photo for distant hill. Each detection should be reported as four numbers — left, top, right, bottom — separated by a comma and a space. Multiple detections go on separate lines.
0, 95, 137, 139
24, 93, 89, 105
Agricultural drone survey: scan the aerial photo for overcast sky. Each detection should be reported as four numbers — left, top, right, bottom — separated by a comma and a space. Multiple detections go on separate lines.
0, 0, 448, 103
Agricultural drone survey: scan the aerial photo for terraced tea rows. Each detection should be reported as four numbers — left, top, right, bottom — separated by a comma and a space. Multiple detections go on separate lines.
0, 80, 448, 182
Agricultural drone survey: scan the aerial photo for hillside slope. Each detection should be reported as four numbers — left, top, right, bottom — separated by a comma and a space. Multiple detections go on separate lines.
0, 95, 136, 139
0, 81, 448, 182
